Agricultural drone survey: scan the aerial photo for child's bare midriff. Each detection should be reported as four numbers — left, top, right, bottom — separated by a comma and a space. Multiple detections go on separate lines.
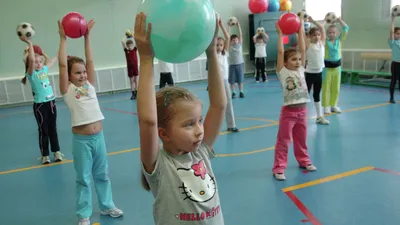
287, 103, 307, 108
72, 120, 102, 135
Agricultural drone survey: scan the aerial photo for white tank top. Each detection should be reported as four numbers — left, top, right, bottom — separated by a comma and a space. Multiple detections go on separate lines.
63, 82, 104, 127
217, 52, 229, 80
255, 42, 267, 58
306, 41, 325, 73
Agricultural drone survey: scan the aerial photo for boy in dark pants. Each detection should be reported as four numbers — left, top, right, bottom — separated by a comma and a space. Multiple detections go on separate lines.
253, 31, 269, 82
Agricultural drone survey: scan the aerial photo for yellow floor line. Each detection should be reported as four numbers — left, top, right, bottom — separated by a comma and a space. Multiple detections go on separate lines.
282, 166, 374, 192
0, 100, 395, 175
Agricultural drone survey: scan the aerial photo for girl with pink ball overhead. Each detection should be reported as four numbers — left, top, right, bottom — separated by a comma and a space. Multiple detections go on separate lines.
272, 16, 316, 181
57, 13, 123, 225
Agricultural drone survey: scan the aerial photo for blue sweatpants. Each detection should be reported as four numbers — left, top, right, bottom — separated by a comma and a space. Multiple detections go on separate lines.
72, 130, 115, 219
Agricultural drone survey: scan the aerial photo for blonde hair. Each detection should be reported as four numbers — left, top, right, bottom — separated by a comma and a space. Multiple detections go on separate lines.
21, 53, 46, 85
141, 86, 201, 191
156, 86, 201, 128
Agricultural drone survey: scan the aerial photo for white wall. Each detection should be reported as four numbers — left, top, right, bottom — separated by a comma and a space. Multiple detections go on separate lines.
0, 0, 304, 78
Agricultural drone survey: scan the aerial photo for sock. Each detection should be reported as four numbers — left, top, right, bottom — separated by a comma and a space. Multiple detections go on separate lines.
314, 102, 322, 118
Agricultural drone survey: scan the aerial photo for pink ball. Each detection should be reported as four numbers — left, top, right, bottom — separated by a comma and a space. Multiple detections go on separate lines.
61, 12, 87, 39
277, 12, 300, 35
248, 0, 269, 14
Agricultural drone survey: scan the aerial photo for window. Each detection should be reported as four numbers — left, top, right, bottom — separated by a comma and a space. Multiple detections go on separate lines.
304, 0, 342, 21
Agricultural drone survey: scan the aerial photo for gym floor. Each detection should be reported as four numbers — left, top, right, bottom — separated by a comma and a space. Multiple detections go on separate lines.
1, 75, 400, 225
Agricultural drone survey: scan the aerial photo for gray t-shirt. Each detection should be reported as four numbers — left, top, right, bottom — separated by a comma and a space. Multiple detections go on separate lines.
228, 43, 244, 65
143, 142, 224, 225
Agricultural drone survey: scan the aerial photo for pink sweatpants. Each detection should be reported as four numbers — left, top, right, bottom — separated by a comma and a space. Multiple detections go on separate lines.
272, 106, 311, 174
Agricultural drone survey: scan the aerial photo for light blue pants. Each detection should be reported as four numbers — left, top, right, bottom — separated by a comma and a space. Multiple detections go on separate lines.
72, 130, 115, 219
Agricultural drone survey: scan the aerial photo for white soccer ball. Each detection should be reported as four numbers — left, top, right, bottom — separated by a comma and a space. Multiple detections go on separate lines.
325, 12, 337, 24
228, 16, 238, 26
297, 10, 309, 20
392, 5, 400, 17
256, 27, 265, 34
16, 22, 35, 40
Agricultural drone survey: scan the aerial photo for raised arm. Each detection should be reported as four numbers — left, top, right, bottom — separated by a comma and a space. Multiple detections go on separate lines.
337, 18, 349, 41
21, 37, 35, 76
237, 20, 243, 43
276, 23, 284, 73
298, 18, 306, 67
134, 13, 159, 174
219, 18, 230, 50
57, 20, 69, 95
121, 36, 127, 49
45, 54, 58, 68
252, 33, 258, 44
203, 17, 227, 148
84, 20, 96, 85
263, 32, 269, 42
390, 15, 395, 40
309, 16, 326, 44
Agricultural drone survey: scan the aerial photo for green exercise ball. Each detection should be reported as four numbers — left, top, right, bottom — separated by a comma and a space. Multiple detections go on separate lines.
138, 0, 216, 63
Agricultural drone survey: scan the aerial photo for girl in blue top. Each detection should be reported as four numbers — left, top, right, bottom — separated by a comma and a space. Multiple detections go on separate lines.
20, 37, 63, 164
389, 15, 400, 103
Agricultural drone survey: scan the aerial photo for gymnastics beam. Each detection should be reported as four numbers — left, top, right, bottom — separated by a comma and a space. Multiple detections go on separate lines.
360, 52, 392, 60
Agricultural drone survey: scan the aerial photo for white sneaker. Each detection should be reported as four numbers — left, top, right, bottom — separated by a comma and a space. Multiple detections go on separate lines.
41, 156, 50, 164
331, 106, 342, 113
305, 164, 317, 171
100, 208, 123, 218
324, 107, 331, 115
78, 218, 90, 225
316, 117, 329, 125
274, 173, 286, 180
54, 151, 64, 162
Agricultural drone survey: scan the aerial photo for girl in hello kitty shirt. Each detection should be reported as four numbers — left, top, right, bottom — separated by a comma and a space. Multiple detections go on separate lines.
135, 12, 226, 225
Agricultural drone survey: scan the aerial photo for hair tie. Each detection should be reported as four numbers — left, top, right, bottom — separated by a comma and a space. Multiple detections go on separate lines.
67, 55, 72, 59
164, 91, 171, 107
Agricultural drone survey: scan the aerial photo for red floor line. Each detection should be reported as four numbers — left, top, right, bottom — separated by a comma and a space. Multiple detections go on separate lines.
285, 191, 322, 225
103, 107, 137, 115
373, 167, 400, 176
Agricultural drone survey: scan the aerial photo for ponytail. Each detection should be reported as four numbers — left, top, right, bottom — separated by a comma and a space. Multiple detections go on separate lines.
21, 76, 27, 85
141, 172, 151, 191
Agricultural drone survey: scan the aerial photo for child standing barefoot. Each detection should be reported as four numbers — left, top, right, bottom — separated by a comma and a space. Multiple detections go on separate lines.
273, 18, 317, 181
57, 20, 122, 225
135, 12, 226, 224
